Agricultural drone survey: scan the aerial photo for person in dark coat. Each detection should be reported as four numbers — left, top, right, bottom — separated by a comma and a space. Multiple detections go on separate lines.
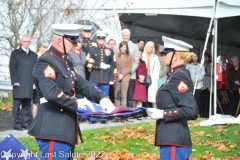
133, 49, 147, 107
227, 56, 240, 116
28, 24, 115, 159
9, 34, 37, 130
147, 36, 198, 159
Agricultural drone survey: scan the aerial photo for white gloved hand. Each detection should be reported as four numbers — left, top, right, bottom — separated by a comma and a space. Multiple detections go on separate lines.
100, 62, 107, 69
77, 97, 95, 111
109, 81, 114, 85
100, 98, 116, 113
105, 64, 111, 69
146, 108, 164, 120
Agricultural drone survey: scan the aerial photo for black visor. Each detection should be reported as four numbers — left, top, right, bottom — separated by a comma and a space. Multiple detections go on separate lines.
83, 30, 92, 32
97, 36, 106, 39
160, 48, 175, 54
65, 35, 81, 43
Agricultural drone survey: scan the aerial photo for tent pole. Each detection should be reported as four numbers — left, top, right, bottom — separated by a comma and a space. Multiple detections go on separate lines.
214, 18, 218, 115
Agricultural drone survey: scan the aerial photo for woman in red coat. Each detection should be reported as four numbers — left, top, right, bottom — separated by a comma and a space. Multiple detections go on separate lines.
133, 49, 148, 107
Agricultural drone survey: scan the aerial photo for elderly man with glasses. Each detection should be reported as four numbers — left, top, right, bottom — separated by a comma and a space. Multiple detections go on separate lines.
9, 34, 37, 130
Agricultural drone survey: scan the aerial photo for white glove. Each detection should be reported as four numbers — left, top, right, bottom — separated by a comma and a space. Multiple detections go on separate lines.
109, 81, 114, 85
105, 64, 110, 69
146, 108, 164, 120
100, 98, 116, 113
77, 97, 95, 111
100, 62, 107, 69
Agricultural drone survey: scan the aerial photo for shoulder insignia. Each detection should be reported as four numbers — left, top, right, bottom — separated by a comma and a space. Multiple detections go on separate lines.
177, 80, 188, 92
44, 65, 56, 79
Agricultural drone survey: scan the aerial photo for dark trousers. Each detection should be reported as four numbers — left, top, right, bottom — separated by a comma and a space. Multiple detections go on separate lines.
194, 89, 202, 116
127, 79, 135, 108
201, 89, 211, 117
229, 90, 238, 116
12, 98, 31, 127
109, 84, 114, 103
142, 85, 152, 108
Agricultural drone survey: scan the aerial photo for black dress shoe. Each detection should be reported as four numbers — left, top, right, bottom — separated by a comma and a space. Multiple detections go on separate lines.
22, 124, 30, 130
13, 126, 24, 131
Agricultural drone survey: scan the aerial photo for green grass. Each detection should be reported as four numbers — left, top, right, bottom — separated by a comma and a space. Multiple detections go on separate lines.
17, 121, 240, 158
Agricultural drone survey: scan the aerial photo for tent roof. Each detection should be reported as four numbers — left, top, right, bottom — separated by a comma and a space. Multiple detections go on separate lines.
119, 13, 240, 47
99, 0, 240, 18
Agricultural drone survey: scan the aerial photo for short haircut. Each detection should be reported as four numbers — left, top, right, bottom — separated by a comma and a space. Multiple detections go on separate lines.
137, 39, 145, 44
21, 34, 31, 41
122, 28, 131, 35
107, 39, 116, 44
37, 38, 49, 50
231, 56, 239, 62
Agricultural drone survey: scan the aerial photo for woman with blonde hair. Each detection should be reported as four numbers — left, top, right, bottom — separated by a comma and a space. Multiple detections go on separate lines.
142, 41, 160, 108
146, 36, 198, 159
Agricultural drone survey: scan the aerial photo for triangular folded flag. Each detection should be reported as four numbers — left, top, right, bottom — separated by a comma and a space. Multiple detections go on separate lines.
0, 134, 38, 160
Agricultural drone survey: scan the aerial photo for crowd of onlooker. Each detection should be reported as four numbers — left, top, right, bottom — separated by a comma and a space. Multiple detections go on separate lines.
9, 26, 240, 130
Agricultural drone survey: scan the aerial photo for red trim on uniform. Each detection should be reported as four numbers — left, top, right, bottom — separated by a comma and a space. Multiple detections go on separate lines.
171, 146, 176, 160
48, 140, 54, 160
164, 108, 179, 116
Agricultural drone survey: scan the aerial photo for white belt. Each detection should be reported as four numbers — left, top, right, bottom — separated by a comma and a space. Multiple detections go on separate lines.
40, 97, 48, 104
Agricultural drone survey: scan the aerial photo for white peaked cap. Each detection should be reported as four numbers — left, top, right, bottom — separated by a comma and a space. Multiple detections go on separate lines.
96, 31, 108, 38
51, 24, 83, 37
162, 36, 193, 51
83, 25, 93, 31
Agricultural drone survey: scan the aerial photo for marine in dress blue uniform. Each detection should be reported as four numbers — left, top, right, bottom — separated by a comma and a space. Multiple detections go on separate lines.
28, 24, 115, 160
147, 36, 198, 160
81, 25, 98, 80
86, 31, 116, 96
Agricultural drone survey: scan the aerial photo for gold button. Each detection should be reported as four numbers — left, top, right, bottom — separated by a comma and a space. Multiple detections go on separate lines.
62, 56, 65, 59
169, 111, 172, 113
164, 112, 167, 114
60, 109, 63, 112
67, 68, 70, 70
71, 75, 72, 77
72, 82, 74, 84
174, 110, 177, 113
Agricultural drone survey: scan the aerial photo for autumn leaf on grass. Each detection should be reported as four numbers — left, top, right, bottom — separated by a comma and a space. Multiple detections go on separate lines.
204, 149, 213, 155
137, 126, 146, 133
234, 131, 240, 135
217, 144, 231, 152
1, 102, 7, 110
206, 134, 213, 138
191, 130, 205, 136
105, 128, 110, 134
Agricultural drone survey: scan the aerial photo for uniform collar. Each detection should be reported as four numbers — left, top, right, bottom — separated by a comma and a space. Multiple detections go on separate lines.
169, 64, 185, 74
98, 46, 105, 49
49, 46, 67, 60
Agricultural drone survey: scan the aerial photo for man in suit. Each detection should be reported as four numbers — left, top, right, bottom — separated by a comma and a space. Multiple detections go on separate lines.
86, 31, 116, 96
113, 28, 139, 107
9, 34, 37, 130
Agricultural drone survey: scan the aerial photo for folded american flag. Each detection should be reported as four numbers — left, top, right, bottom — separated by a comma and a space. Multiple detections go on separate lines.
0, 134, 38, 160
76, 100, 147, 119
